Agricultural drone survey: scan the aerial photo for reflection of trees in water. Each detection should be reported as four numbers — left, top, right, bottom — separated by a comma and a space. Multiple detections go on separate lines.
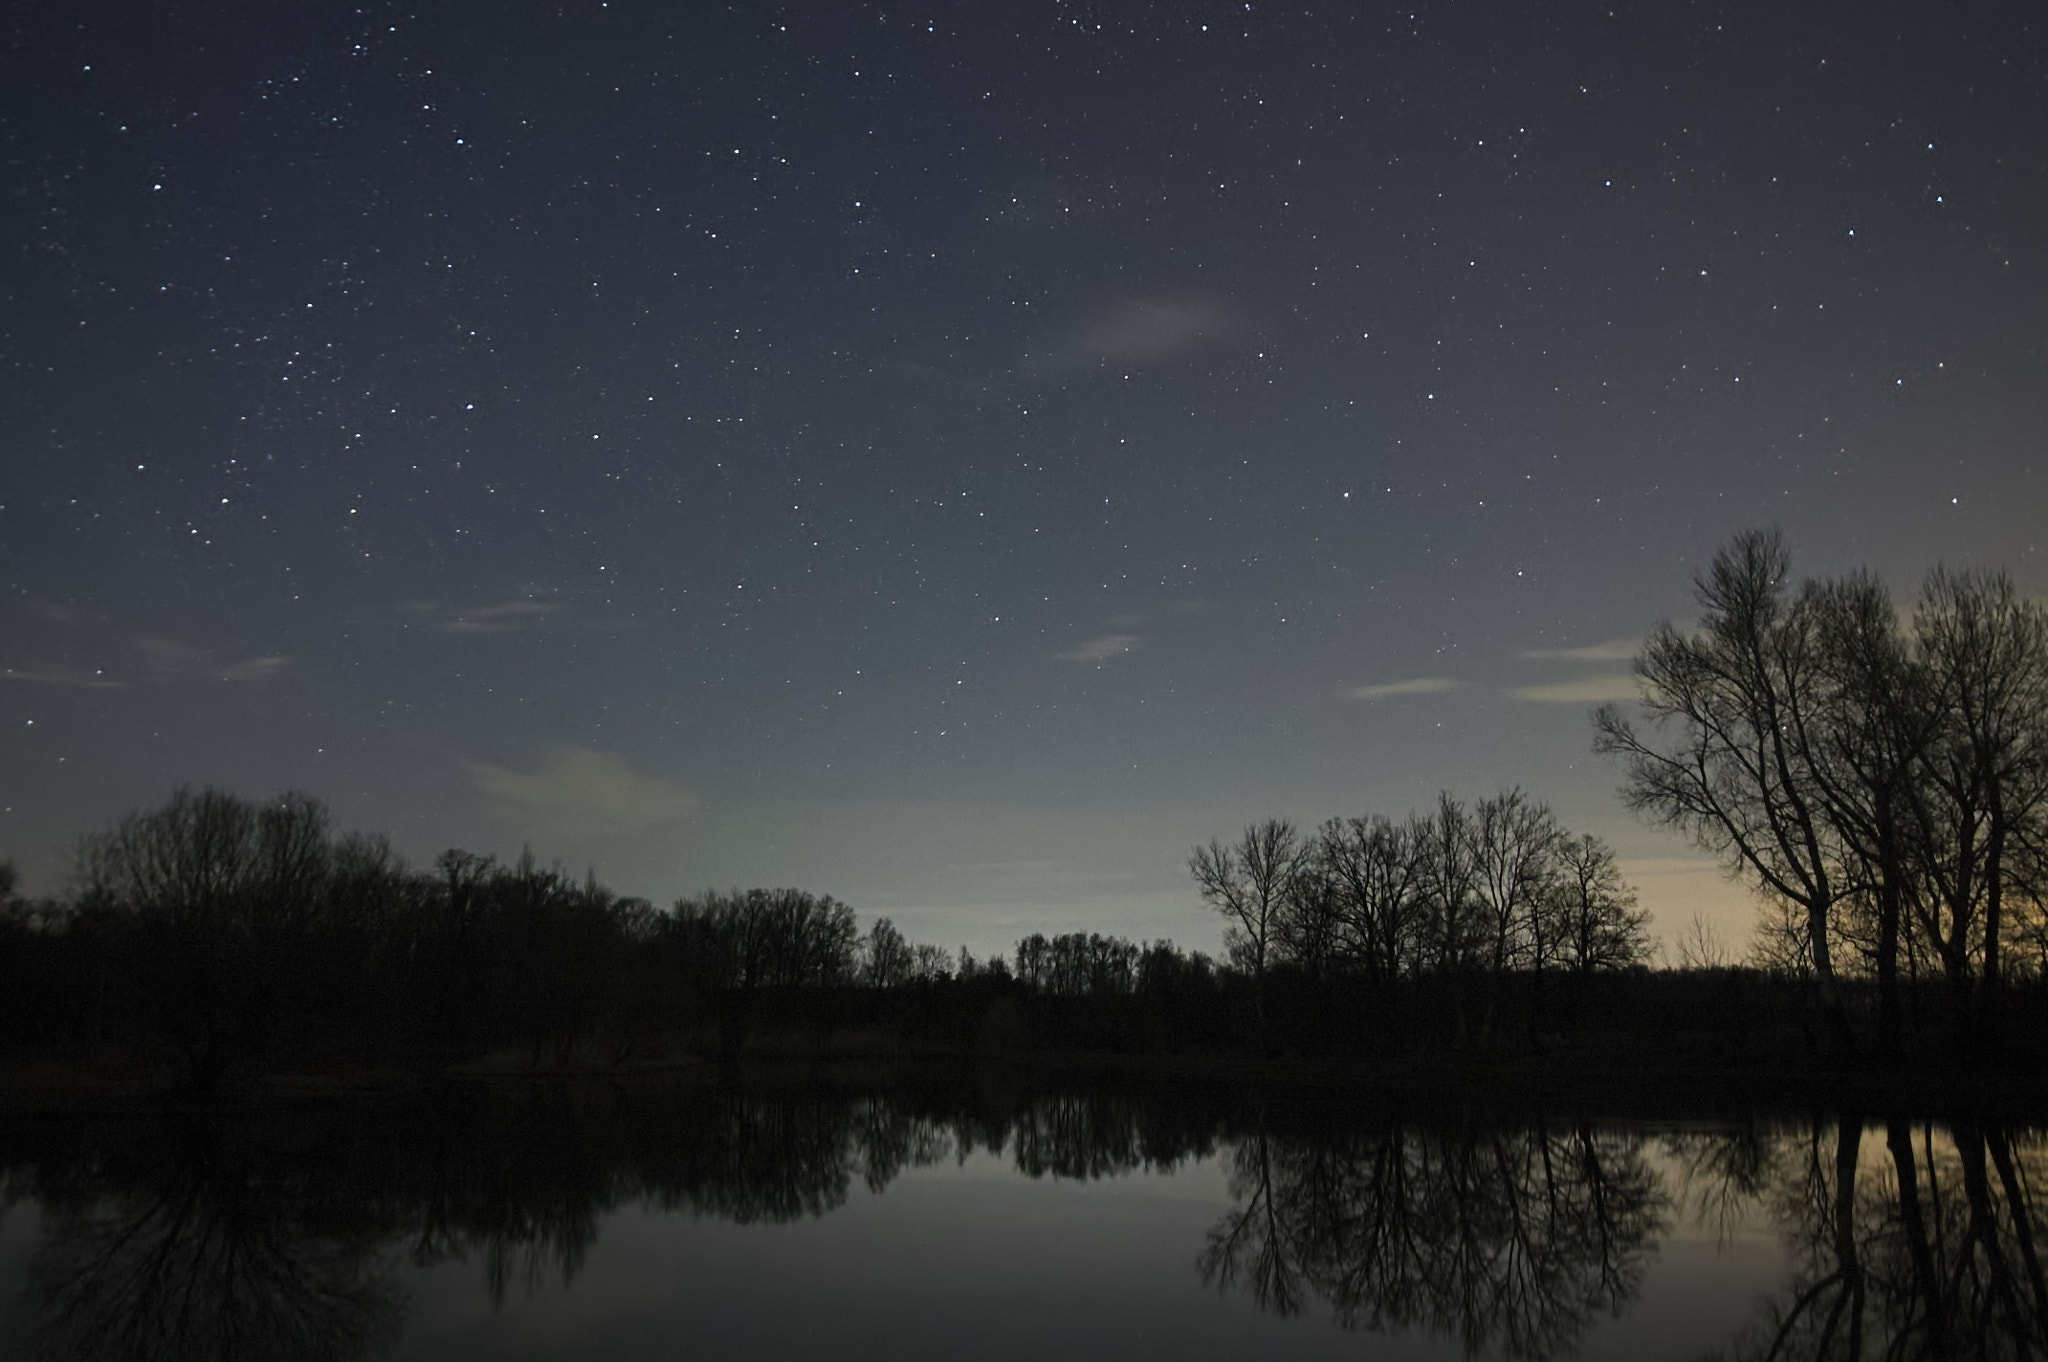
1688, 1118, 2048, 1360
639, 1090, 871, 1224
397, 1089, 955, 1302
1008, 1090, 1212, 1180
1200, 1111, 2048, 1361
395, 1103, 614, 1307
16, 1125, 402, 1362
386, 1085, 1194, 1306
14, 1084, 2046, 1362
1200, 1119, 1669, 1360
1, 1081, 1203, 1351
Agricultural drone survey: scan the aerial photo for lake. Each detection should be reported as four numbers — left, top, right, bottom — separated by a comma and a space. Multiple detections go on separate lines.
0, 1070, 2039, 1359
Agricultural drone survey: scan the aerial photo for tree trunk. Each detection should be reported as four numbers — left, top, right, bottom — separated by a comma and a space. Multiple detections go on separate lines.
1875, 867, 1902, 1064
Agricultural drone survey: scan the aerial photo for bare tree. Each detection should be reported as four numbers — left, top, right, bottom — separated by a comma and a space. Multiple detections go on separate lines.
1191, 820, 1304, 1026
1469, 788, 1561, 977
860, 917, 913, 988
909, 941, 954, 983
1314, 815, 1423, 984
1545, 833, 1651, 976
73, 787, 347, 1092
1595, 531, 1852, 1042
1275, 844, 1345, 980
1795, 570, 1932, 1056
1411, 795, 1484, 974
1906, 568, 2048, 1032
1675, 913, 1734, 970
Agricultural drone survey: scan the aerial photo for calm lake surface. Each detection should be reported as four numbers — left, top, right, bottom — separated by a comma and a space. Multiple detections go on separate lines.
0, 1072, 2040, 1359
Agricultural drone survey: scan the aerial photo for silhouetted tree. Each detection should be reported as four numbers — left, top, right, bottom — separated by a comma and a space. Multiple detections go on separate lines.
1596, 531, 1853, 1046
860, 916, 913, 987
1191, 820, 1304, 1033
1601, 532, 2048, 1060
1905, 569, 2048, 1040
1799, 571, 1928, 1058
1547, 832, 1652, 977
1469, 787, 1559, 977
1275, 844, 1346, 980
908, 941, 954, 983
1313, 814, 1422, 984
71, 787, 390, 1092
1411, 794, 1485, 975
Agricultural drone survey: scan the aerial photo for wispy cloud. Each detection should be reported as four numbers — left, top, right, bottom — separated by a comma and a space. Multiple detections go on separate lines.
444, 600, 558, 635
1509, 675, 1641, 704
1521, 637, 1637, 662
134, 635, 208, 676
472, 747, 698, 839
24, 600, 91, 626
1346, 677, 1463, 701
1027, 294, 1234, 376
1, 664, 124, 690
130, 635, 291, 684
1056, 633, 1143, 663
219, 655, 292, 682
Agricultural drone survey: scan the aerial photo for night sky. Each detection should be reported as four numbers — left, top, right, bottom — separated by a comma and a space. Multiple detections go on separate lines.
5, 1, 2044, 956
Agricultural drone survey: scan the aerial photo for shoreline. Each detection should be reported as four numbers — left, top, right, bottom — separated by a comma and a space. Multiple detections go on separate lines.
4, 1044, 2045, 1120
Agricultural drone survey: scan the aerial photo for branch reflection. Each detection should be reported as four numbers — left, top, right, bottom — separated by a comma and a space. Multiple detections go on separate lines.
0, 1079, 1214, 1356
1684, 1117, 2048, 1360
17, 1123, 402, 1362
3, 1082, 2045, 1361
1200, 1117, 1669, 1359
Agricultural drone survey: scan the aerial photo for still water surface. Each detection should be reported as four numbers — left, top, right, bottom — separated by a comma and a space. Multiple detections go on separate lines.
0, 1076, 2039, 1359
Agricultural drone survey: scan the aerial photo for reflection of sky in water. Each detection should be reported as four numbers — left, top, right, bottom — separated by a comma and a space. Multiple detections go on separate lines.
0, 1205, 40, 1339
15, 1108, 2031, 1361
383, 1147, 1787, 1361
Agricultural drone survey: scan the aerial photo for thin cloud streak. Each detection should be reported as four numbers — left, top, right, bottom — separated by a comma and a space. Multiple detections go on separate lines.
1346, 677, 1463, 701
1, 664, 125, 691
1509, 675, 1642, 704
445, 600, 559, 635
1026, 293, 1235, 376
473, 746, 698, 840
219, 655, 292, 682
126, 636, 291, 684
1056, 633, 1142, 663
1521, 637, 1638, 661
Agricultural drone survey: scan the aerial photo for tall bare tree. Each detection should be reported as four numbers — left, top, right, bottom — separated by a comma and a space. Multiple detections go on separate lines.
1469, 788, 1561, 977
1545, 833, 1651, 976
1275, 842, 1346, 980
1793, 571, 1929, 1056
1907, 569, 2048, 1031
74, 787, 344, 1092
1411, 795, 1484, 974
1595, 530, 1852, 1042
1314, 815, 1423, 984
1191, 820, 1304, 1027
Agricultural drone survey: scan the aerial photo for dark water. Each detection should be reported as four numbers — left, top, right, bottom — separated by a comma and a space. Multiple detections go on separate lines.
0, 1074, 2041, 1359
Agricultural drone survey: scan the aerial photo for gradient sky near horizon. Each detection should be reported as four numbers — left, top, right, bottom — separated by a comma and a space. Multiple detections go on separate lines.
4, 0, 2044, 957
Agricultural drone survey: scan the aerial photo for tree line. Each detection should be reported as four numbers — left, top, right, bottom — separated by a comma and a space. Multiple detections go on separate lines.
0, 787, 1248, 1091
1189, 791, 1653, 1046
1, 776, 1805, 1090
1, 778, 2031, 1092
1598, 530, 2048, 1060
7, 528, 2047, 1088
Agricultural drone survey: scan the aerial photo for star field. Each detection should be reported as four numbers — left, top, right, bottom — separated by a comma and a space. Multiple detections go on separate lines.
4, 0, 2045, 951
